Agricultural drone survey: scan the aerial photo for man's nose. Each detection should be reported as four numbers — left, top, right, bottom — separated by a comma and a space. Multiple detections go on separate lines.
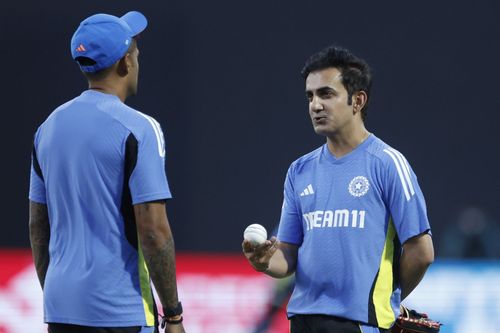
310, 96, 324, 112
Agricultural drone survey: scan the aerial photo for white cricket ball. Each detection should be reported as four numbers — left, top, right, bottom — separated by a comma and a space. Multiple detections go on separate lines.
244, 224, 268, 245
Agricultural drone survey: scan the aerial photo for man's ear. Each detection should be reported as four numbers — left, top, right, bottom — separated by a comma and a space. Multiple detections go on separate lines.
117, 54, 130, 77
352, 91, 368, 115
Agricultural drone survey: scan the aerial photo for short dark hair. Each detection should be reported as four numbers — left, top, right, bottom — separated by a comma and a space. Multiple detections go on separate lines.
301, 45, 372, 120
80, 61, 115, 81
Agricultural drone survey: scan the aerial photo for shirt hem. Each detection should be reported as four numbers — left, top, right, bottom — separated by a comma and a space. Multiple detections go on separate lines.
400, 228, 431, 245
28, 195, 47, 204
45, 316, 149, 327
132, 192, 171, 205
277, 236, 302, 245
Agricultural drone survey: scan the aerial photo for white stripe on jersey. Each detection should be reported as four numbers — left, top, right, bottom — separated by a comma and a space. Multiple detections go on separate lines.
387, 148, 415, 196
137, 112, 166, 157
152, 118, 166, 156
383, 149, 411, 201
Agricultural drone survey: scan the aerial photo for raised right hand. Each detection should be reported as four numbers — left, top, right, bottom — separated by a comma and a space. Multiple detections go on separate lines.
242, 236, 279, 272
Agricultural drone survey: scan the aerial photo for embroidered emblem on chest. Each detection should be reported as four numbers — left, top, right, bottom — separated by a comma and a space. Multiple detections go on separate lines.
348, 176, 370, 197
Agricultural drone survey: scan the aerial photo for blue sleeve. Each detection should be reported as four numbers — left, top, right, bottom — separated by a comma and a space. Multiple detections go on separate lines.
129, 117, 172, 204
277, 165, 303, 245
29, 131, 46, 204
382, 148, 430, 244
29, 159, 46, 203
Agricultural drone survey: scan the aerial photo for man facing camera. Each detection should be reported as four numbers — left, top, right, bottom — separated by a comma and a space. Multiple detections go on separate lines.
243, 45, 434, 333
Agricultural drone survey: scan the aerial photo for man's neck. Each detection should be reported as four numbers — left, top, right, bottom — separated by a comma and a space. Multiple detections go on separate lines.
326, 126, 370, 158
88, 82, 127, 102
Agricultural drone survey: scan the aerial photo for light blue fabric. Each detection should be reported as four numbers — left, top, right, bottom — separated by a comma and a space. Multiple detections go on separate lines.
139, 326, 155, 333
278, 134, 430, 326
29, 90, 170, 326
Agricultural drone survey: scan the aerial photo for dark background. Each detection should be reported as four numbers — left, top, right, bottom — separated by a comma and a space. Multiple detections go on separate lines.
2, 0, 499, 255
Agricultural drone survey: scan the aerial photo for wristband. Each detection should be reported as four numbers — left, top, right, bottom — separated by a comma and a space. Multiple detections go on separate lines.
161, 314, 183, 327
160, 302, 183, 328
163, 302, 183, 317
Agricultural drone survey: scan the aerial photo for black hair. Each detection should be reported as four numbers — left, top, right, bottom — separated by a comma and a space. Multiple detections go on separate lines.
301, 45, 372, 121
77, 39, 137, 81
78, 59, 114, 81
75, 56, 96, 67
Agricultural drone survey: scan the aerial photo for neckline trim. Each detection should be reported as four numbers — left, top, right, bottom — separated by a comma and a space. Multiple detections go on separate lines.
322, 134, 375, 164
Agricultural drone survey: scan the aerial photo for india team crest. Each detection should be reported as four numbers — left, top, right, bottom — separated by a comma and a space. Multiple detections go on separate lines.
348, 176, 370, 197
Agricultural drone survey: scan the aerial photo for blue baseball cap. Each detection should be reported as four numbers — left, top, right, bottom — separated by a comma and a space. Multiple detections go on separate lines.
70, 11, 148, 73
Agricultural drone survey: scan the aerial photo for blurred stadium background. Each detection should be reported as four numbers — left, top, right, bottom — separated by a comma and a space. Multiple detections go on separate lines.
1, 1, 499, 332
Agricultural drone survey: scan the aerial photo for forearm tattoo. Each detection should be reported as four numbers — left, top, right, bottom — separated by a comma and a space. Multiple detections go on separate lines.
29, 202, 50, 289
142, 235, 179, 308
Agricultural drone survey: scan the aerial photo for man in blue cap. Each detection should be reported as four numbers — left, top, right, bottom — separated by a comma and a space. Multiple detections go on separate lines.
28, 11, 186, 333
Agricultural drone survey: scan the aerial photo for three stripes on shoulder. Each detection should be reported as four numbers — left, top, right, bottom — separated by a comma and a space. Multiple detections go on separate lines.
382, 148, 415, 201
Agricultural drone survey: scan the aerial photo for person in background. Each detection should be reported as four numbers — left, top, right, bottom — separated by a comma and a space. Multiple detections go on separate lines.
440, 206, 500, 258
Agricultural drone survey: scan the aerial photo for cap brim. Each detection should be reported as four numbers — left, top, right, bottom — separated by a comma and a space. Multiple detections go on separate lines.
121, 11, 148, 37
